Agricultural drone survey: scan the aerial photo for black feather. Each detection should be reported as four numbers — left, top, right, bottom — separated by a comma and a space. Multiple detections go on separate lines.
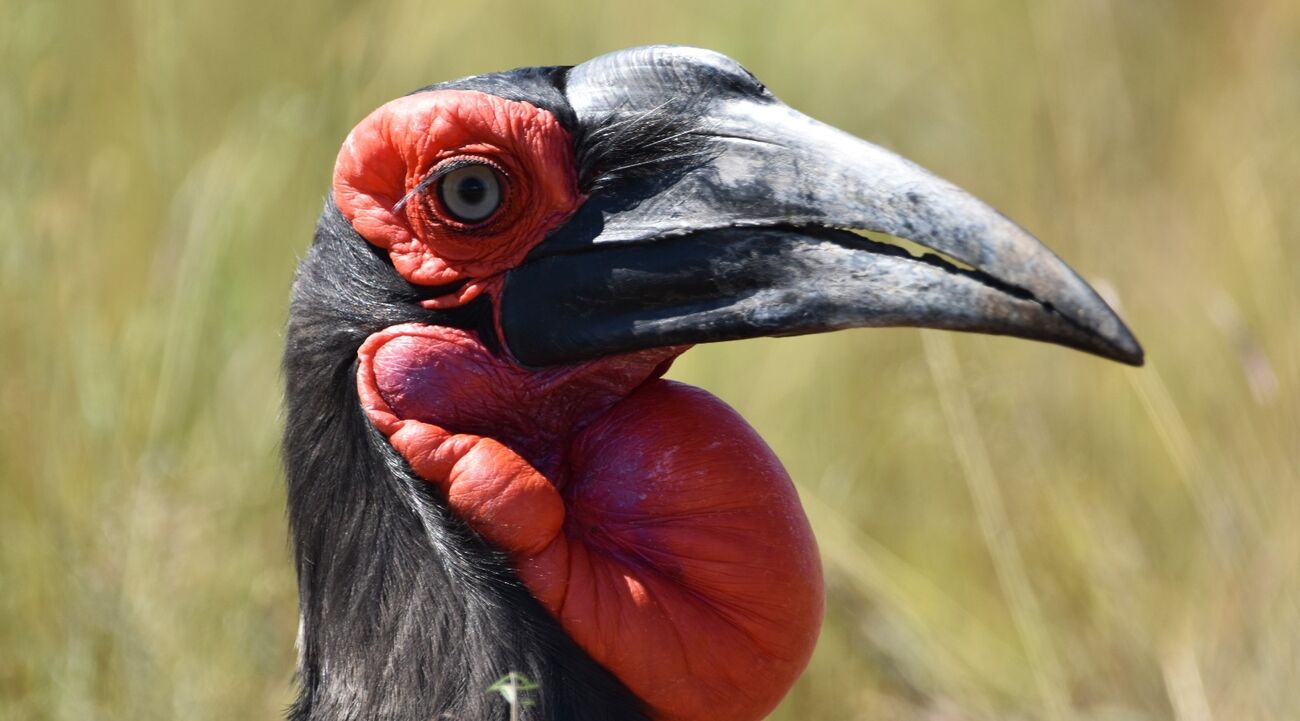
411, 65, 578, 131
571, 96, 715, 194
283, 199, 648, 721
407, 64, 714, 195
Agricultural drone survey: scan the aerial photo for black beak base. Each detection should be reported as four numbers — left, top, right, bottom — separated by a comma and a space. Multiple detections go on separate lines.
501, 226, 1143, 367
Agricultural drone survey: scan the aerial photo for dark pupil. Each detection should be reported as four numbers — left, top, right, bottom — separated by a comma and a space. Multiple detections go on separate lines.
456, 176, 487, 205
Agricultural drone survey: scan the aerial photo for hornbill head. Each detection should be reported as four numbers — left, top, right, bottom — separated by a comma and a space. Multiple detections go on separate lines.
286, 45, 1142, 721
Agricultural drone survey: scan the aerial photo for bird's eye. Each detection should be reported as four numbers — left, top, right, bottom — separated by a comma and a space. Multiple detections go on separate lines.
437, 163, 503, 223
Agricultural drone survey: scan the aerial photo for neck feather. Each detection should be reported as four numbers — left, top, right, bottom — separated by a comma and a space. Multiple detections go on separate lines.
281, 202, 648, 721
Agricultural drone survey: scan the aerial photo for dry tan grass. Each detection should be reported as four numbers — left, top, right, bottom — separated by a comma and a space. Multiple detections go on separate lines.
2, 1, 1297, 719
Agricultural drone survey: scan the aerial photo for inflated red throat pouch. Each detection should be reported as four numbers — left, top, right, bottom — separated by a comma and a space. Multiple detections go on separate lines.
356, 324, 824, 721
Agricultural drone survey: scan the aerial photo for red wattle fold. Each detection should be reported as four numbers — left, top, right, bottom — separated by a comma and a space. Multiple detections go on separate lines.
357, 323, 824, 721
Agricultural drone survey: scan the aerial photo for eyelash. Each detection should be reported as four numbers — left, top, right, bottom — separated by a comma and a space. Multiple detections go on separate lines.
393, 163, 464, 213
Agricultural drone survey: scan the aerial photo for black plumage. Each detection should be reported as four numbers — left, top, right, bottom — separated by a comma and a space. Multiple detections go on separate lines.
283, 200, 648, 721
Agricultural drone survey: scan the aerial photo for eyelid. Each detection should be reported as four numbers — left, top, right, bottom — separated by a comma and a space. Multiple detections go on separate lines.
393, 157, 505, 212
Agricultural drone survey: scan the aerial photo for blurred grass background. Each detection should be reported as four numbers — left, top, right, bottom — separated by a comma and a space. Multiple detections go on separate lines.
2, 0, 1297, 719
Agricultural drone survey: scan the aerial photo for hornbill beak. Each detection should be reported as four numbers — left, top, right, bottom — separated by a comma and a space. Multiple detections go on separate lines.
498, 46, 1144, 367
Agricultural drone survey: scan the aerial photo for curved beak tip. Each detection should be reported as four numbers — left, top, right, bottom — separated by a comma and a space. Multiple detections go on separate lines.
1087, 279, 1145, 366
1108, 325, 1146, 367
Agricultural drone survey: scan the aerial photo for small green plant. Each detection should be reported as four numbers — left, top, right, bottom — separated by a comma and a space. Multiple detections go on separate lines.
487, 672, 539, 721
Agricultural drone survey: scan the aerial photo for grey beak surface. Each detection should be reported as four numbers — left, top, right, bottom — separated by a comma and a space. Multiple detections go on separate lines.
499, 46, 1143, 368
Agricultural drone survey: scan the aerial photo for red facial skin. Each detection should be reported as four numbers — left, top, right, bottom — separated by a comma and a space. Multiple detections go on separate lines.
337, 90, 825, 721
334, 89, 583, 306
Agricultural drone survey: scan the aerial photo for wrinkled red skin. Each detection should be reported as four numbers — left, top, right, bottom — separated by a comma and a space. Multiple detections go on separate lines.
357, 326, 824, 721
334, 90, 583, 304
337, 90, 825, 721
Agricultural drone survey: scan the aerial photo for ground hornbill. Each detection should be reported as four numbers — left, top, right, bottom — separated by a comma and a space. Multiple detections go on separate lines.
283, 46, 1143, 721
